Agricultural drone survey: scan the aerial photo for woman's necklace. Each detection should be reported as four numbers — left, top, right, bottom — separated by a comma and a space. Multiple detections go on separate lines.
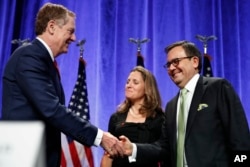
128, 107, 146, 123
129, 107, 142, 118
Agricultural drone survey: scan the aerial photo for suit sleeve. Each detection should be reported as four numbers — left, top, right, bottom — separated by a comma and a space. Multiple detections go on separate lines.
218, 79, 250, 150
136, 113, 169, 163
15, 54, 98, 146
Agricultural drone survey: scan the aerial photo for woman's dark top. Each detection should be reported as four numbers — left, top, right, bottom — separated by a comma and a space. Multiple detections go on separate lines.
108, 109, 165, 167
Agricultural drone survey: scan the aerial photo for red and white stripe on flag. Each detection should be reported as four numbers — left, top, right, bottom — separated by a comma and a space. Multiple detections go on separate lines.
60, 58, 94, 167
61, 133, 94, 167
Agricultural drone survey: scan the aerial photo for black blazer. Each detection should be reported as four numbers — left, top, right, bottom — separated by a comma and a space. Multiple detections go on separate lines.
109, 110, 165, 167
2, 39, 98, 167
136, 76, 250, 167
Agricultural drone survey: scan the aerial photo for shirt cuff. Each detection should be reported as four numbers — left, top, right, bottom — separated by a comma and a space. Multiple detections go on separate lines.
128, 143, 137, 163
94, 129, 103, 146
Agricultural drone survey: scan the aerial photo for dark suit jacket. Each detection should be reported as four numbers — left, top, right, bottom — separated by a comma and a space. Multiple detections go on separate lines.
136, 76, 250, 167
1, 39, 98, 167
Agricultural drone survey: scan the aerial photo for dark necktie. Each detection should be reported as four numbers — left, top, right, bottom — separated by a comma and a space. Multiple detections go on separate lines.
177, 88, 188, 167
54, 60, 60, 80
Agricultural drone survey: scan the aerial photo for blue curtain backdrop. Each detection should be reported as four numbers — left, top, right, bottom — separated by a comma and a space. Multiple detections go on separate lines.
1, 0, 250, 165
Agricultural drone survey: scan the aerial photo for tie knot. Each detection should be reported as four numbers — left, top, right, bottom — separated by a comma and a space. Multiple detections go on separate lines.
181, 88, 188, 96
53, 60, 61, 79
54, 60, 58, 67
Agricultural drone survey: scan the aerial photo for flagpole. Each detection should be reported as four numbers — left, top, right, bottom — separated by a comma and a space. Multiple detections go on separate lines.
195, 35, 217, 54
76, 39, 87, 66
11, 38, 30, 46
129, 37, 150, 67
129, 38, 150, 52
76, 39, 86, 58
195, 35, 217, 77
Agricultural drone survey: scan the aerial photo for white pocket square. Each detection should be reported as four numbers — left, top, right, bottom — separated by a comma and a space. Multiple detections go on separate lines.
197, 103, 208, 111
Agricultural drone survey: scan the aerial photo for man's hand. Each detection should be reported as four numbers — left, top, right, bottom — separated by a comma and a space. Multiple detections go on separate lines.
118, 135, 133, 156
100, 132, 124, 157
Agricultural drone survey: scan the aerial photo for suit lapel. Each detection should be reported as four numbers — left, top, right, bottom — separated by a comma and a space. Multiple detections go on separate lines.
50, 60, 65, 104
167, 95, 179, 157
185, 76, 208, 139
33, 39, 66, 105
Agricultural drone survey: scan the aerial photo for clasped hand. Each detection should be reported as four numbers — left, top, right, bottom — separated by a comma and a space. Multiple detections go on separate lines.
101, 132, 133, 157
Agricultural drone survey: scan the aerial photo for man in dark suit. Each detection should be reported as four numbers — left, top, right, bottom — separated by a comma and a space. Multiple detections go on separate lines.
1, 3, 122, 167
119, 40, 250, 167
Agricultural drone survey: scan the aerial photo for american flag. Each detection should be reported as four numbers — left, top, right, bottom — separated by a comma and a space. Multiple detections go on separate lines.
61, 57, 94, 167
202, 53, 213, 77
136, 51, 145, 67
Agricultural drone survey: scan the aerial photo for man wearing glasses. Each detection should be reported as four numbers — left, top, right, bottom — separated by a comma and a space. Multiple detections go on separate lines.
119, 40, 250, 167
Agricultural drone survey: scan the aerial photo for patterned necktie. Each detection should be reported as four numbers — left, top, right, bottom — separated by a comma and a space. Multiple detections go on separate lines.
177, 88, 188, 167
54, 60, 61, 80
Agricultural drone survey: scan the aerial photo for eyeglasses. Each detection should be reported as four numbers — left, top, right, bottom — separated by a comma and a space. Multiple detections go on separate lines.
163, 56, 193, 69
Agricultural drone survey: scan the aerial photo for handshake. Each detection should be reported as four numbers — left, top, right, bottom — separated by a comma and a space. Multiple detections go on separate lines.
100, 132, 133, 157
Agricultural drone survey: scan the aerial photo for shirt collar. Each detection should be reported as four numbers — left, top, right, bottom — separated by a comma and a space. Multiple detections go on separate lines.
36, 37, 54, 62
184, 73, 200, 93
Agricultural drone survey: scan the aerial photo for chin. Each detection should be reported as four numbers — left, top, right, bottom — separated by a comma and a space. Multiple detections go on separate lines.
62, 50, 68, 53
173, 80, 181, 86
171, 77, 179, 83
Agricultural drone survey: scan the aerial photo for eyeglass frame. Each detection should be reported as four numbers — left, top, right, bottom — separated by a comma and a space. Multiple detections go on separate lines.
163, 56, 194, 69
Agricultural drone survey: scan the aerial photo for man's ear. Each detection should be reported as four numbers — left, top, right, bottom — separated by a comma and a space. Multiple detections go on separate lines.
47, 20, 56, 34
192, 56, 199, 69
